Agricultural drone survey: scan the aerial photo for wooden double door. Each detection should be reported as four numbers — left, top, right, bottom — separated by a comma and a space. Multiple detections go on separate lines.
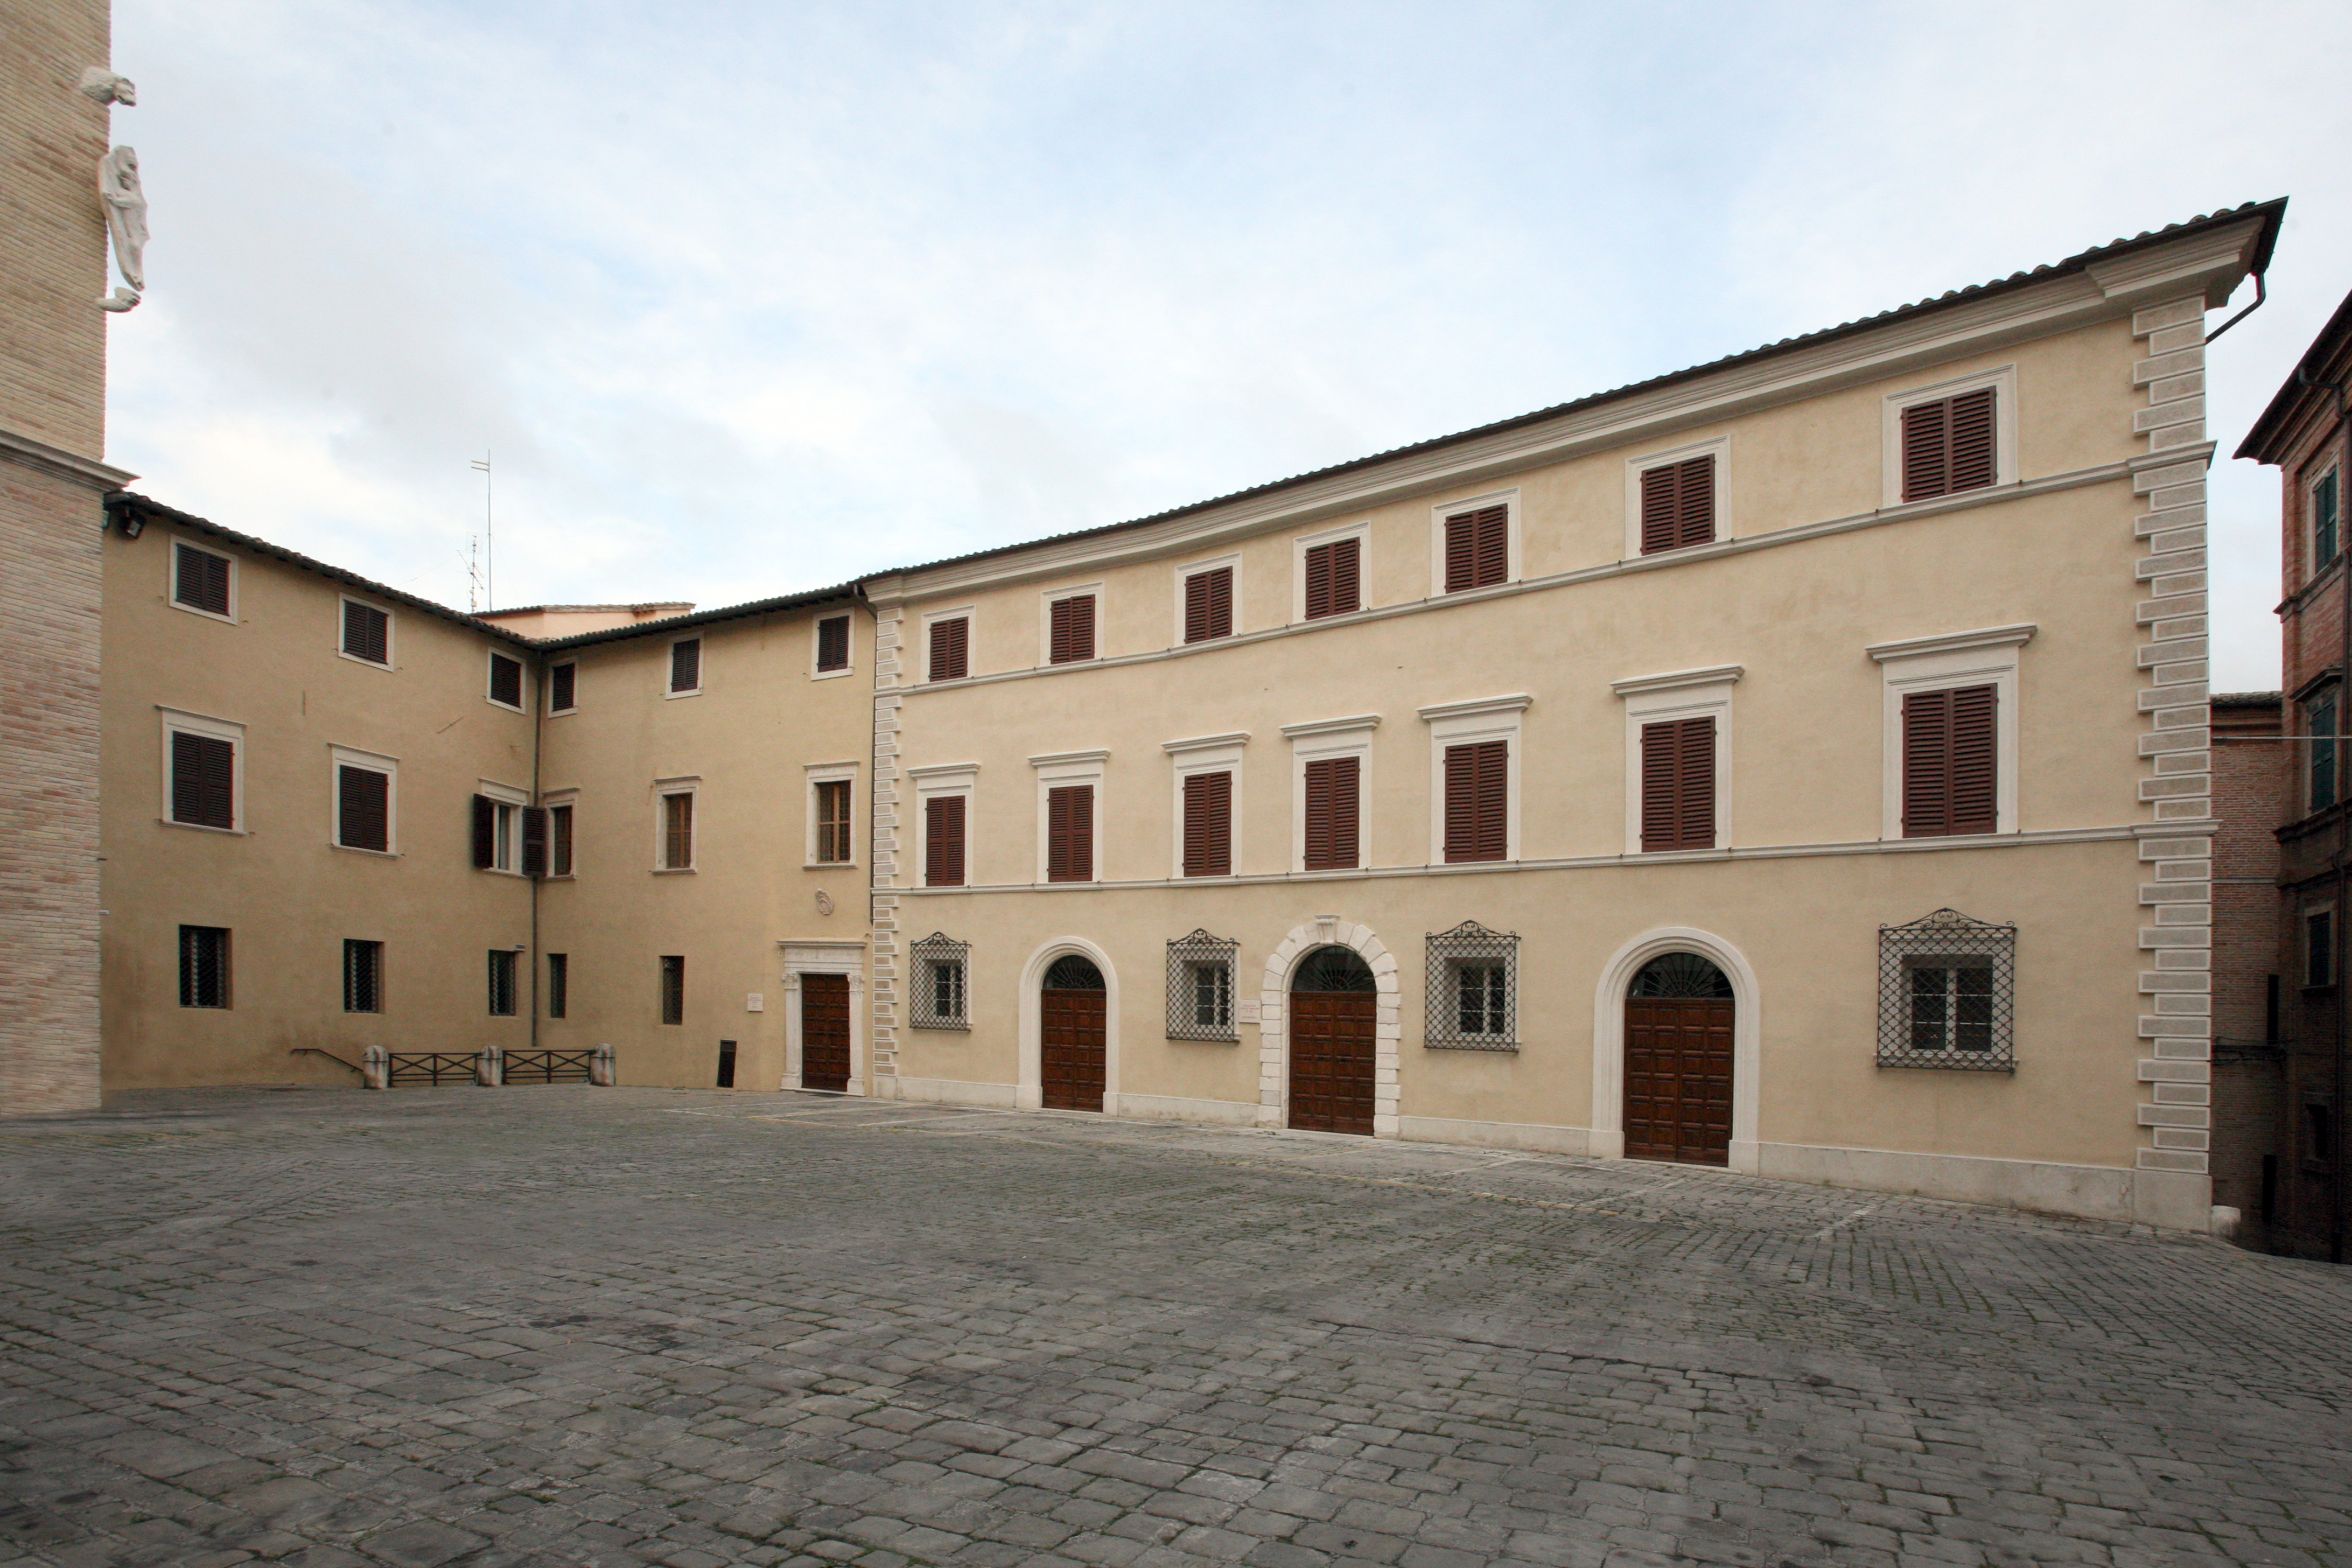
1040, 956, 1107, 1112
1623, 995, 1733, 1165
801, 972, 851, 1092
1289, 946, 1378, 1136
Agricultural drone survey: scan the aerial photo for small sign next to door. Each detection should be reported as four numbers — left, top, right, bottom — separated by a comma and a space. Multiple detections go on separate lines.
1236, 999, 1261, 1025
745, 993, 764, 1012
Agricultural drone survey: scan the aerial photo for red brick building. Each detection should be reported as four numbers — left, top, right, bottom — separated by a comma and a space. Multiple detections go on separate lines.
2209, 692, 2284, 1229
2236, 285, 2352, 1261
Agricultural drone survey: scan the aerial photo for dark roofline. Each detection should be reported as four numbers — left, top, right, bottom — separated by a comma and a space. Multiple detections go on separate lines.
535, 584, 865, 651
109, 492, 538, 647
479, 602, 695, 617
2235, 282, 2352, 464
852, 200, 2285, 586
2213, 690, 2284, 707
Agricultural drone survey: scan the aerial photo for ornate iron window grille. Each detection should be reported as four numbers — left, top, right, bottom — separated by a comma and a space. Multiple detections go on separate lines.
1166, 929, 1241, 1041
1424, 921, 1518, 1050
908, 932, 971, 1031
1877, 908, 2015, 1072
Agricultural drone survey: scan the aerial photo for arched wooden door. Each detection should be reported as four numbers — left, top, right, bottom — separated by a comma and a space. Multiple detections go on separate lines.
1623, 953, 1733, 1165
1040, 954, 1107, 1112
1289, 946, 1376, 1135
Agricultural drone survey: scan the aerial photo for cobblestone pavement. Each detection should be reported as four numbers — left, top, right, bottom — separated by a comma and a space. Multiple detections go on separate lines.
3, 1090, 2350, 1568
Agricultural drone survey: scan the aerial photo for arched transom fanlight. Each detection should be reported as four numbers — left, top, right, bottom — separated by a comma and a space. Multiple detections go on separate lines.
1292, 945, 1376, 993
1628, 951, 1732, 998
1042, 954, 1105, 991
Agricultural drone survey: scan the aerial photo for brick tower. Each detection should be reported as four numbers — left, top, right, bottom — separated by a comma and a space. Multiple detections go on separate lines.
1, 0, 136, 1114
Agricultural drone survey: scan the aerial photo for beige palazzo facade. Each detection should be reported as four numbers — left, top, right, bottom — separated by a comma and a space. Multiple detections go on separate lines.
76, 200, 2284, 1234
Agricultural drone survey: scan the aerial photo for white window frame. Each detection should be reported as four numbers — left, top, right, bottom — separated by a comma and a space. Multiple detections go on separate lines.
1867, 625, 2034, 840
1419, 695, 1530, 864
485, 650, 528, 715
1612, 667, 1741, 855
478, 778, 528, 874
158, 706, 246, 834
328, 744, 400, 856
1172, 553, 1242, 645
168, 536, 238, 625
335, 594, 395, 670
1292, 521, 1370, 624
1031, 749, 1109, 885
540, 788, 578, 878
810, 612, 856, 681
908, 763, 979, 887
1622, 435, 1732, 558
805, 760, 859, 868
1881, 365, 2019, 508
1280, 715, 1378, 872
1039, 583, 1104, 666
665, 636, 704, 699
1427, 488, 1521, 597
548, 660, 579, 716
920, 605, 977, 684
1161, 731, 1249, 880
652, 775, 700, 872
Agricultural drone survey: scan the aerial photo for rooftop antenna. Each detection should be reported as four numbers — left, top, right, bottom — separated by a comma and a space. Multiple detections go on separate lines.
470, 451, 493, 611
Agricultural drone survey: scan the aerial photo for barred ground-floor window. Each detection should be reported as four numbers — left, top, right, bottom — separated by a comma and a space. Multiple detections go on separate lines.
1425, 921, 1517, 1049
1166, 929, 1240, 1041
179, 925, 230, 1009
909, 932, 970, 1030
1877, 908, 2014, 1071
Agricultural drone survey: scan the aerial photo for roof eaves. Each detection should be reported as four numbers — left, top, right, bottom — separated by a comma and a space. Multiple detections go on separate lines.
2235, 282, 2352, 464
536, 582, 866, 651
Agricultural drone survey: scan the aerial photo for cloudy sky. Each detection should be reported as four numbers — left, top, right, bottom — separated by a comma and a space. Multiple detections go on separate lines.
107, 0, 2351, 688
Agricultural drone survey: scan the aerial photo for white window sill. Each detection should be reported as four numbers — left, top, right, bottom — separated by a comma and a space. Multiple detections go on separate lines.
811, 668, 854, 681
485, 698, 527, 715
664, 689, 703, 701
331, 843, 400, 858
170, 600, 237, 626
548, 707, 578, 718
806, 860, 860, 870
653, 866, 696, 874
162, 817, 243, 835
336, 651, 394, 672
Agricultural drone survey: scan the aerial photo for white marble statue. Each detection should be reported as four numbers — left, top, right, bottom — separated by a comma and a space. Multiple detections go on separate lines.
97, 144, 146, 298
78, 67, 136, 106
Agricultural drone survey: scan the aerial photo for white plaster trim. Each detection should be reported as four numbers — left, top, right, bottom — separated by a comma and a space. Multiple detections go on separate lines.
907, 762, 982, 783
804, 760, 858, 869
1427, 488, 1521, 597
1395, 1115, 1592, 1157
0, 423, 136, 488
327, 744, 399, 856
158, 707, 246, 834
653, 779, 699, 873
1280, 714, 1383, 740
1167, 733, 1247, 880
1039, 582, 1104, 666
1611, 664, 1745, 697
1874, 630, 2025, 839
1017, 936, 1121, 1111
1257, 919, 1403, 1135
1880, 364, 2019, 508
1028, 748, 1111, 768
168, 535, 238, 626
779, 941, 869, 1095
809, 610, 856, 681
1112, 1092, 1257, 1126
911, 765, 977, 888
1589, 927, 1762, 1171
920, 605, 976, 684
1620, 674, 1738, 854
334, 594, 395, 671
664, 635, 704, 699
477, 778, 528, 874
1288, 719, 1377, 872
1422, 698, 1525, 864
1622, 435, 1731, 558
1292, 519, 1370, 624
1032, 752, 1106, 885
1173, 552, 1242, 645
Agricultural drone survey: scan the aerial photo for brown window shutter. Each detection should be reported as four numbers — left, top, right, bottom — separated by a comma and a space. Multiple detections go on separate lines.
1902, 388, 1997, 502
1445, 507, 1509, 592
1444, 740, 1508, 863
550, 662, 576, 711
815, 614, 850, 672
1049, 596, 1095, 663
670, 639, 702, 692
1905, 685, 1996, 837
1185, 568, 1233, 643
815, 778, 851, 862
174, 543, 231, 615
1640, 718, 1713, 851
1640, 456, 1716, 554
1182, 771, 1231, 877
1305, 538, 1360, 619
550, 803, 573, 876
521, 805, 547, 878
471, 793, 497, 867
1303, 755, 1359, 870
343, 601, 389, 664
929, 617, 969, 681
1047, 784, 1093, 880
171, 731, 235, 829
663, 793, 694, 868
338, 765, 389, 852
488, 653, 523, 708
926, 795, 966, 886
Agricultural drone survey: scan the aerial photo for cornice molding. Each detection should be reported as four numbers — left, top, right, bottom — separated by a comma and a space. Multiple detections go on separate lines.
904, 761, 981, 780
1027, 748, 1110, 768
0, 424, 137, 490
2083, 218, 2265, 307
1416, 695, 1533, 723
1611, 665, 1744, 697
1279, 715, 1382, 740
1866, 624, 2038, 664
1161, 731, 1252, 754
